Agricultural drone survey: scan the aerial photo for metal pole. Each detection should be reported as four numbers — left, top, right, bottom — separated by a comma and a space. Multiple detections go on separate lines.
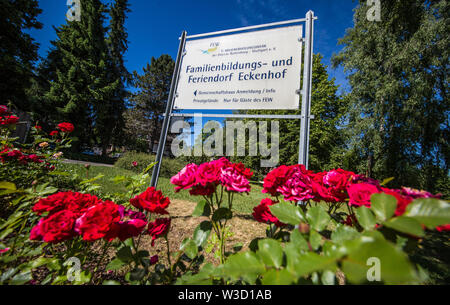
298, 10, 315, 169
150, 31, 187, 188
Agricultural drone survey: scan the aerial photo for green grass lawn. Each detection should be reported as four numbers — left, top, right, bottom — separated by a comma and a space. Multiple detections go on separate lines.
58, 163, 265, 214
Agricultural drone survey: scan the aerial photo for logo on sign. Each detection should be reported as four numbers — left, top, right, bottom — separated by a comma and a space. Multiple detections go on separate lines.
201, 42, 220, 55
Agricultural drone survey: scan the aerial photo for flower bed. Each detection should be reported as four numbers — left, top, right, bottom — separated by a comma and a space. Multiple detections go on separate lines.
0, 104, 449, 285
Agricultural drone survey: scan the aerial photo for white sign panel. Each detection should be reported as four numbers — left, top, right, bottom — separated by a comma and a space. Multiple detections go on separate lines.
174, 26, 303, 110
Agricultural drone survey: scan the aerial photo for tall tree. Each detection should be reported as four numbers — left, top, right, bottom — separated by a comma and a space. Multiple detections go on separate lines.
45, 0, 118, 149
95, 0, 130, 155
333, 0, 449, 191
128, 55, 175, 151
0, 0, 42, 110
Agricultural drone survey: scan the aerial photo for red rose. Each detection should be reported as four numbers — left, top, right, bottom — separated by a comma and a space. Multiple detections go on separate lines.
32, 192, 101, 217
147, 218, 171, 246
189, 184, 216, 196
171, 163, 198, 192
252, 198, 285, 227
263, 165, 296, 196
0, 105, 8, 115
49, 130, 59, 137
132, 161, 138, 167
104, 209, 147, 242
30, 210, 77, 243
0, 115, 19, 126
436, 224, 450, 232
130, 187, 170, 215
75, 201, 121, 242
57, 122, 74, 133
347, 183, 381, 207
381, 188, 413, 216
150, 255, 159, 265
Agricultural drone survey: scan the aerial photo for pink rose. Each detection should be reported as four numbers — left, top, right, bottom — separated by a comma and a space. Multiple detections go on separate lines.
347, 183, 381, 207
220, 165, 251, 193
171, 164, 198, 192
277, 165, 314, 202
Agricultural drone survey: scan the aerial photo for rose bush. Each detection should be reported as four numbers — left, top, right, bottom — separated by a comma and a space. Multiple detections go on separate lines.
0, 108, 449, 285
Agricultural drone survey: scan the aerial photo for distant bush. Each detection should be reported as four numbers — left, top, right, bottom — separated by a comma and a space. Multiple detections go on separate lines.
115, 152, 185, 178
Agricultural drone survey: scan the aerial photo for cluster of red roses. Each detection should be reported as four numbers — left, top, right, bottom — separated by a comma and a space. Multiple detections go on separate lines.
0, 147, 44, 165
30, 187, 172, 246
0, 105, 19, 127
253, 165, 446, 230
170, 157, 253, 196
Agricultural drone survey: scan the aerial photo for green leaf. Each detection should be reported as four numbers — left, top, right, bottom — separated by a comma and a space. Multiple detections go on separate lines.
309, 230, 323, 250
193, 221, 212, 247
306, 206, 330, 231
371, 193, 397, 221
103, 280, 120, 285
256, 239, 283, 268
269, 201, 305, 226
0, 182, 16, 191
286, 251, 336, 278
404, 198, 450, 229
331, 225, 360, 243
130, 268, 146, 282
222, 252, 265, 284
73, 271, 91, 285
383, 216, 424, 237
289, 230, 309, 252
0, 268, 17, 283
106, 258, 126, 271
380, 177, 395, 186
180, 238, 198, 259
192, 200, 211, 217
117, 246, 134, 263
342, 235, 418, 284
355, 206, 377, 230
9, 271, 32, 285
262, 269, 294, 285
212, 208, 232, 222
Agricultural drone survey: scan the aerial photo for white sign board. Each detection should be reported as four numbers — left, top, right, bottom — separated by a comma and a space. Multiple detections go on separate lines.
174, 26, 303, 110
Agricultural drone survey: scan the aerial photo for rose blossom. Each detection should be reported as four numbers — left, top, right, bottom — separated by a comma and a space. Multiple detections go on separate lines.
0, 105, 8, 115
130, 187, 170, 214
75, 201, 121, 242
347, 183, 381, 207
263, 165, 296, 196
30, 210, 77, 243
50, 130, 59, 137
219, 164, 251, 193
277, 165, 315, 202
57, 122, 75, 133
170, 163, 198, 192
252, 198, 285, 227
147, 218, 171, 246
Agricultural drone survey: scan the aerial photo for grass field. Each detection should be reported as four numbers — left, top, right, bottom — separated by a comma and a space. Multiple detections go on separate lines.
58, 163, 266, 214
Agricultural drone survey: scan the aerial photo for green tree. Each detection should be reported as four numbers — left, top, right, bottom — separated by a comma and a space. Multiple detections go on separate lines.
45, 0, 119, 149
128, 55, 175, 151
0, 0, 42, 110
332, 0, 449, 192
95, 0, 131, 155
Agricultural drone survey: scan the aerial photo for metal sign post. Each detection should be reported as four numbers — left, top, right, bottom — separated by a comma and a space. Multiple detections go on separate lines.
150, 31, 187, 187
150, 11, 316, 188
299, 10, 315, 169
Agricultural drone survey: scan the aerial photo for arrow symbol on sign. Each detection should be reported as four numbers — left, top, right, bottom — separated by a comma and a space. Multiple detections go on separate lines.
194, 90, 198, 96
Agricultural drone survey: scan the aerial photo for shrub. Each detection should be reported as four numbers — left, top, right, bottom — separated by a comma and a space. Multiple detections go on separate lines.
115, 152, 184, 178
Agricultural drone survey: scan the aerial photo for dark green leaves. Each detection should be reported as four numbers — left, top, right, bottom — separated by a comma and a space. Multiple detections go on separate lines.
306, 206, 330, 231
404, 198, 450, 229
212, 208, 232, 222
256, 239, 283, 269
192, 200, 211, 217
193, 221, 212, 247
270, 201, 305, 226
371, 193, 397, 221
383, 216, 424, 237
355, 206, 376, 230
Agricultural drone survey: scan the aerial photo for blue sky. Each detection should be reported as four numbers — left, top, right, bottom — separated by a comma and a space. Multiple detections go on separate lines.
29, 0, 358, 94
